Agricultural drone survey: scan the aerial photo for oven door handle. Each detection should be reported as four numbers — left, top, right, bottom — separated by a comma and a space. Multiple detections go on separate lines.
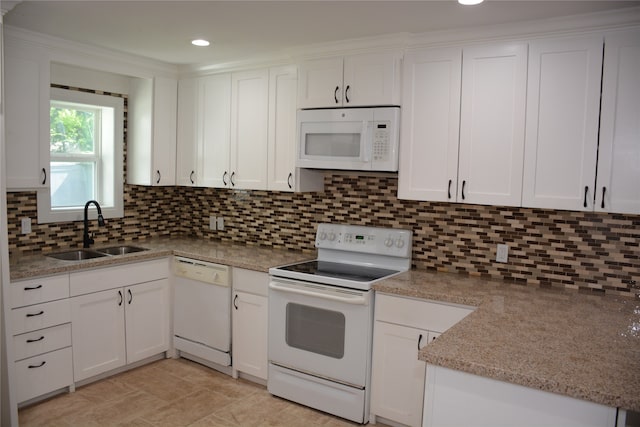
269, 282, 368, 305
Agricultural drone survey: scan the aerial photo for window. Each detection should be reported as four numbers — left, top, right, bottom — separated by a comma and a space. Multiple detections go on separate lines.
37, 87, 124, 223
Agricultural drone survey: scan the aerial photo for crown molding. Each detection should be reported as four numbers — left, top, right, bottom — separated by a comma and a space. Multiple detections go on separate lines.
4, 25, 179, 79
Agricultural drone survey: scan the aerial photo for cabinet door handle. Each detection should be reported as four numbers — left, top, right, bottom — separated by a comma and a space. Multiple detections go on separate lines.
118, 290, 123, 306
128, 289, 133, 304
42, 168, 47, 185
190, 171, 195, 185
334, 86, 340, 104
27, 336, 45, 343
223, 171, 228, 186
156, 170, 161, 184
24, 284, 43, 291
461, 180, 466, 200
583, 186, 589, 208
28, 361, 46, 369
447, 180, 452, 199
233, 294, 239, 310
345, 85, 350, 103
601, 187, 606, 209
287, 172, 293, 189
26, 311, 44, 317
418, 334, 423, 350
230, 172, 236, 187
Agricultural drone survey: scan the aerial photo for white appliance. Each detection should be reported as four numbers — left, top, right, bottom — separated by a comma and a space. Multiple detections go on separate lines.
296, 107, 401, 172
268, 223, 412, 424
173, 257, 231, 367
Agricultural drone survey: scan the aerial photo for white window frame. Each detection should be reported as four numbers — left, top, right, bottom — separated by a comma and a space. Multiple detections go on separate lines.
38, 87, 124, 223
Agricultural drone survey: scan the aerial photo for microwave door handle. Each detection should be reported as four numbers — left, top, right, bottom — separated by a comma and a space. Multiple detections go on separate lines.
362, 121, 371, 162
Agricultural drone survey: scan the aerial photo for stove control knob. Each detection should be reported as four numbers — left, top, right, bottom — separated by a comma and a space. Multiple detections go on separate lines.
328, 233, 336, 241
384, 237, 394, 247
318, 232, 327, 241
395, 238, 405, 248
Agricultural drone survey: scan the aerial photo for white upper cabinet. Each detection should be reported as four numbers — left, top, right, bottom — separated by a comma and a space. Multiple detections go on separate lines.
522, 35, 603, 211
458, 43, 528, 207
230, 69, 269, 190
176, 74, 231, 187
595, 29, 640, 214
398, 47, 462, 202
267, 66, 324, 192
398, 43, 527, 207
298, 52, 402, 108
128, 77, 178, 186
4, 38, 50, 189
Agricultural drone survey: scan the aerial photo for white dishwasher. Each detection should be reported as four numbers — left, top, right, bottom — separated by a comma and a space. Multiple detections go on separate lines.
173, 257, 231, 367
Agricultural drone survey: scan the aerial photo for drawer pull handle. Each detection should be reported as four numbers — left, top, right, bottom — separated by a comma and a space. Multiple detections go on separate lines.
24, 284, 43, 291
28, 361, 46, 369
27, 336, 45, 343
26, 311, 44, 317
418, 334, 423, 350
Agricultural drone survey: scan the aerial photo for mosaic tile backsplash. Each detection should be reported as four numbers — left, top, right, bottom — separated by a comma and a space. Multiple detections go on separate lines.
6, 174, 640, 297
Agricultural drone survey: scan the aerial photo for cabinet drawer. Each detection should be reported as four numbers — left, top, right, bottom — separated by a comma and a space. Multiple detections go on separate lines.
375, 294, 474, 333
12, 299, 71, 335
11, 275, 69, 308
70, 258, 169, 296
233, 268, 268, 296
13, 323, 72, 361
15, 347, 73, 404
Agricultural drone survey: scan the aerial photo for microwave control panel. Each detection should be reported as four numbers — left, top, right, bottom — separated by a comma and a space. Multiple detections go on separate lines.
373, 122, 391, 161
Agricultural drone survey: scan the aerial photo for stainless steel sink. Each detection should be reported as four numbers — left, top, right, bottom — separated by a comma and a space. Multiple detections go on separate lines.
47, 249, 108, 261
96, 246, 148, 256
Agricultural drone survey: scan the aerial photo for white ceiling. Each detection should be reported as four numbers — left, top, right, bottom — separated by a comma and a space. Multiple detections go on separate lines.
5, 1, 640, 66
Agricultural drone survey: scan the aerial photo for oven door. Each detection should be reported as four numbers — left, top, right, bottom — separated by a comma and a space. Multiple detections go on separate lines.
268, 278, 373, 388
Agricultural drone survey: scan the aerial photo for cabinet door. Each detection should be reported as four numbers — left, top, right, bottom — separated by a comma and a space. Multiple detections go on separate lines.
371, 322, 428, 427
71, 289, 126, 381
596, 29, 640, 214
152, 77, 178, 186
230, 69, 269, 190
125, 279, 170, 364
4, 40, 50, 189
522, 35, 603, 211
267, 66, 298, 192
297, 57, 344, 108
343, 52, 402, 107
200, 74, 231, 188
458, 43, 527, 207
232, 291, 268, 380
176, 77, 199, 186
398, 47, 462, 202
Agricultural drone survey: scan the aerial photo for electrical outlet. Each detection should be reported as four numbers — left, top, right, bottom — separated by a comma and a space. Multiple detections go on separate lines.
496, 244, 509, 263
21, 217, 32, 234
217, 217, 224, 231
209, 215, 217, 231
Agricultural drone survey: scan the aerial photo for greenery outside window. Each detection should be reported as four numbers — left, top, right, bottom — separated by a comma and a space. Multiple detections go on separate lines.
37, 87, 124, 223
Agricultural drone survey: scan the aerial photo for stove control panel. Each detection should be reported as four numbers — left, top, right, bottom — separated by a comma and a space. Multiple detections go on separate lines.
315, 223, 412, 258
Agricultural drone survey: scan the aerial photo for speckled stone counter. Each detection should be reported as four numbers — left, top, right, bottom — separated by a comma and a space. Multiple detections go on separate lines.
9, 237, 315, 281
374, 270, 640, 412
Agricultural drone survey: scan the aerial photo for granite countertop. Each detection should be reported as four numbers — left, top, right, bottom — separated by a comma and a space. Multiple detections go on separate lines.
374, 270, 640, 412
9, 236, 316, 281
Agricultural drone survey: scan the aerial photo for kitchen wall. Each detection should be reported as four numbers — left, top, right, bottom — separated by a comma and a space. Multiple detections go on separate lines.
7, 174, 639, 297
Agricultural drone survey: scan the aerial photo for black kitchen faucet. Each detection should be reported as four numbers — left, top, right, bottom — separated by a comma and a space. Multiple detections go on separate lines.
83, 200, 105, 248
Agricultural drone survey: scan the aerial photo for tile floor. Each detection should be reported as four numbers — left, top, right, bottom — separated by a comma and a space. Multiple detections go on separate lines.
19, 358, 383, 426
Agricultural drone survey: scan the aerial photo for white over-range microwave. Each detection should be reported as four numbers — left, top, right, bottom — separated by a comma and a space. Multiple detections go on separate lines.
296, 106, 400, 172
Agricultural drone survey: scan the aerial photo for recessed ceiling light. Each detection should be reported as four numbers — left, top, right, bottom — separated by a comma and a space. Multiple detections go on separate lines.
458, 0, 484, 5
191, 39, 210, 47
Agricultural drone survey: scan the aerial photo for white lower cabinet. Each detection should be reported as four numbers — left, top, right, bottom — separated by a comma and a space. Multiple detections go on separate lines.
10, 274, 73, 404
232, 268, 269, 381
71, 279, 170, 382
370, 294, 474, 427
70, 259, 170, 382
423, 365, 617, 427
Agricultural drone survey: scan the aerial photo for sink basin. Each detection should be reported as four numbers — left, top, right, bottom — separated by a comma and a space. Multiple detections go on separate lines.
47, 249, 108, 261
96, 246, 148, 256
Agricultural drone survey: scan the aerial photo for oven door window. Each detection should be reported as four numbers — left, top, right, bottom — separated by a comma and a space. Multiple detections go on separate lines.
285, 303, 345, 359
